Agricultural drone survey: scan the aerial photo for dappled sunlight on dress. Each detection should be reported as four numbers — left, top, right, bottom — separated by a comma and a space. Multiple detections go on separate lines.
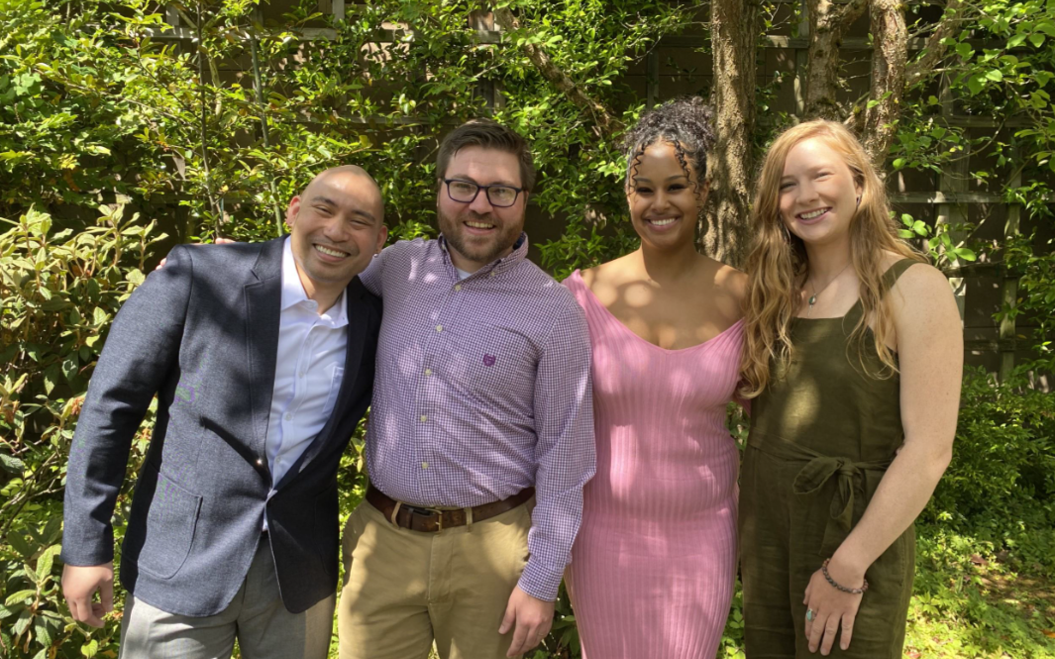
563, 270, 742, 659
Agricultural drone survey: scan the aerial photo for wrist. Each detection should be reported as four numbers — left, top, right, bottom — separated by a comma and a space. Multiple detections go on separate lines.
829, 548, 868, 583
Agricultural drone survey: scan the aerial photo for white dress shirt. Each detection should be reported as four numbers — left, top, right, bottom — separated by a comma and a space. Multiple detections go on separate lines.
265, 239, 349, 516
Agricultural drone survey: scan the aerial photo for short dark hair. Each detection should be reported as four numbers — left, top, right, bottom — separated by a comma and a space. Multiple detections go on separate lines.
624, 97, 716, 191
436, 119, 536, 192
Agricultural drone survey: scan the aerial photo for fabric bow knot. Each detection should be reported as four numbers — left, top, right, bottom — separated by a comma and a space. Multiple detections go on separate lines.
793, 456, 861, 556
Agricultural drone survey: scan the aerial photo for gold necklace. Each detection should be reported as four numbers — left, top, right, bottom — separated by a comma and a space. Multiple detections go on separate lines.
806, 262, 853, 317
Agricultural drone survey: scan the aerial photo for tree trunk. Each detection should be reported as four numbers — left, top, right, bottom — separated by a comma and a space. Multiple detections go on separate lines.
705, 0, 759, 268
862, 0, 907, 166
805, 0, 867, 120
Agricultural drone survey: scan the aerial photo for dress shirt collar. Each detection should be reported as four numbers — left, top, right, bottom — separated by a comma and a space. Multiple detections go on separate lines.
280, 237, 349, 327
437, 232, 529, 279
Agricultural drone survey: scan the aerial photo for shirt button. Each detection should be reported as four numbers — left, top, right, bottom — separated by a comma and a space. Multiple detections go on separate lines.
489, 271, 496, 278
436, 325, 443, 332
256, 458, 263, 466
420, 415, 428, 422
422, 462, 428, 469
454, 284, 462, 292
298, 372, 305, 378
424, 368, 432, 376
285, 412, 293, 421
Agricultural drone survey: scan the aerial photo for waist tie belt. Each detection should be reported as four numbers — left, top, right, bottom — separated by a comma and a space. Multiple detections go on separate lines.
748, 432, 894, 555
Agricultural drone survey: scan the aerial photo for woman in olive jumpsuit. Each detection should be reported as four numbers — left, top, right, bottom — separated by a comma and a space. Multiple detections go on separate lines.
738, 120, 963, 658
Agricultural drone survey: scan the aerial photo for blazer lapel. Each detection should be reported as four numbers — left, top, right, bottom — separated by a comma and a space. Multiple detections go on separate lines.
244, 238, 285, 457
275, 276, 373, 490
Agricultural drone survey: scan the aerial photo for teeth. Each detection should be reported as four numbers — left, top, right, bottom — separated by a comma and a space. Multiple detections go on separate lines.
315, 244, 346, 257
800, 208, 829, 220
650, 218, 677, 226
466, 221, 494, 229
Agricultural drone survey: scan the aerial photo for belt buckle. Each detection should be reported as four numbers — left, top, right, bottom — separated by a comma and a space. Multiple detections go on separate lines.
404, 504, 444, 531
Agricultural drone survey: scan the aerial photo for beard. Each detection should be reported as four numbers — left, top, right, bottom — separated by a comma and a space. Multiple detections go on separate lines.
437, 207, 523, 267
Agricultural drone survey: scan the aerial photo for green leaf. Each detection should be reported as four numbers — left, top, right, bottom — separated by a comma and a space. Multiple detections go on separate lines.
892, 158, 906, 170
955, 247, 977, 261
126, 268, 145, 287
0, 452, 25, 473
43, 363, 60, 395
4, 589, 35, 607
62, 355, 79, 383
955, 42, 973, 59
33, 620, 52, 648
968, 75, 985, 95
36, 544, 61, 582
81, 638, 99, 658
985, 69, 1004, 82
92, 307, 108, 326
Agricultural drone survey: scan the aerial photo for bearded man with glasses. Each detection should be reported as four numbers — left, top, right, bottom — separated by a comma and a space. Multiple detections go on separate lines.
337, 119, 596, 659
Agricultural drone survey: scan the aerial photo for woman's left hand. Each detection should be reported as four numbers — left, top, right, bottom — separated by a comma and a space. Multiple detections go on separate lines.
803, 562, 864, 655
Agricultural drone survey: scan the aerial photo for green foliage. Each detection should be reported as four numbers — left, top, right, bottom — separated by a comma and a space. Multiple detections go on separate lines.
0, 205, 161, 657
0, 1, 1053, 658
924, 367, 1055, 572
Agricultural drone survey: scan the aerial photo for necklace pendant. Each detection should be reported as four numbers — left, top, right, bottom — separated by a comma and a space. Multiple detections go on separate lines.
808, 295, 817, 306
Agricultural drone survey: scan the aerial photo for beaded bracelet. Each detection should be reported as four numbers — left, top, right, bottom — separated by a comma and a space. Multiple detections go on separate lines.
821, 558, 869, 595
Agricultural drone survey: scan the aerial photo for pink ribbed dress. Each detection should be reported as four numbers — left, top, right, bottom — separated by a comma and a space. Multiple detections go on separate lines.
563, 270, 742, 659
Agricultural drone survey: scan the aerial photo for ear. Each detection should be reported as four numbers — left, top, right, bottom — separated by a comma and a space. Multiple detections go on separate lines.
285, 196, 301, 232
698, 178, 712, 205
375, 224, 389, 254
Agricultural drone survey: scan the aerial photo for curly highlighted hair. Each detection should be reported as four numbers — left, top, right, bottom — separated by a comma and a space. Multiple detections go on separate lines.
623, 97, 716, 191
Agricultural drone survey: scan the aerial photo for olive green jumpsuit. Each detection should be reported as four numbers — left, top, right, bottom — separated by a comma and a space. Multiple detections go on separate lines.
739, 260, 919, 658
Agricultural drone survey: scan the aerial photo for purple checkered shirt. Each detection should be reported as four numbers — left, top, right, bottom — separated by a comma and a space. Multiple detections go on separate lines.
358, 233, 596, 601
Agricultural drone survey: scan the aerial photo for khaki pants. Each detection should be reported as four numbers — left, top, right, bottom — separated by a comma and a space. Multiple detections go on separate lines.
337, 497, 533, 659
119, 537, 335, 659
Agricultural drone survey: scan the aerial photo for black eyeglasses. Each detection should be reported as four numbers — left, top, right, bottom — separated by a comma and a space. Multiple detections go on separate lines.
442, 179, 523, 208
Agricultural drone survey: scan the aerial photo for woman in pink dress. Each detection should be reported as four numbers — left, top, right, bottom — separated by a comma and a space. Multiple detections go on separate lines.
563, 97, 746, 658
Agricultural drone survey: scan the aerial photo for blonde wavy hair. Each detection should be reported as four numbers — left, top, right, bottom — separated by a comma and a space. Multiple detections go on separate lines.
740, 120, 923, 398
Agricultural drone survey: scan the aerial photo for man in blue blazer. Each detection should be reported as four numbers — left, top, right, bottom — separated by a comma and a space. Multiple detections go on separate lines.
60, 165, 387, 658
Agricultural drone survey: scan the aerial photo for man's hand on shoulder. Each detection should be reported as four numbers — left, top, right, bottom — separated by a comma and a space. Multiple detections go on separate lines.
499, 585, 555, 657
155, 237, 236, 270
62, 562, 114, 628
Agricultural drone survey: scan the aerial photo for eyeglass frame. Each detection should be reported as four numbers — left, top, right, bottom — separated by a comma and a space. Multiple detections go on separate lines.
440, 178, 525, 208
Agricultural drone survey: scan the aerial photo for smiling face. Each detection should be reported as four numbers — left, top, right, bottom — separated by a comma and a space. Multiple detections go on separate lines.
436, 146, 527, 272
285, 167, 387, 301
626, 141, 704, 249
778, 137, 862, 248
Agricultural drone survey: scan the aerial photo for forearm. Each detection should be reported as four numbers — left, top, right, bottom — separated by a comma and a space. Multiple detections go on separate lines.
832, 439, 952, 579
519, 473, 588, 601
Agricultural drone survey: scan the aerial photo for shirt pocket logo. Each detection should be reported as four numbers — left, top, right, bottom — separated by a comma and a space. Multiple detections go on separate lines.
483, 354, 496, 367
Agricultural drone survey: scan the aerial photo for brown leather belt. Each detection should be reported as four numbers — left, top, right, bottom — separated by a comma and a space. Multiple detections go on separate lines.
366, 484, 534, 533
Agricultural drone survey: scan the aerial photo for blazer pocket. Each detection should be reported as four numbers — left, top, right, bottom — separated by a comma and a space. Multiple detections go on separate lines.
137, 470, 203, 580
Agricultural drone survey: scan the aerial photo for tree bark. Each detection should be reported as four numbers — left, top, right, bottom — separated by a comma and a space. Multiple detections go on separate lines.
862, 0, 907, 166
805, 0, 867, 120
705, 0, 759, 267
493, 7, 623, 137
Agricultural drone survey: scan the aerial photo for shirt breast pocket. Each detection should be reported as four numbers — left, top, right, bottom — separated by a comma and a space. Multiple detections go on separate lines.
455, 327, 536, 405
321, 366, 345, 417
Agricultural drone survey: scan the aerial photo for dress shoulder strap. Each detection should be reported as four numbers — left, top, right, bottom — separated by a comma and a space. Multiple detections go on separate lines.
881, 258, 922, 291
